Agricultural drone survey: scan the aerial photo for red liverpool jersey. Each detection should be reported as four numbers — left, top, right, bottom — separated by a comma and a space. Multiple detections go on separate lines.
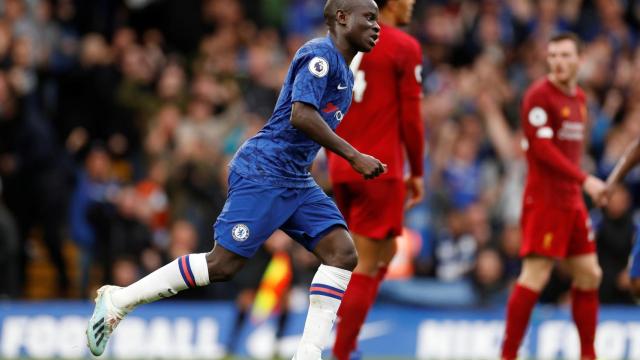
327, 23, 424, 183
521, 78, 588, 209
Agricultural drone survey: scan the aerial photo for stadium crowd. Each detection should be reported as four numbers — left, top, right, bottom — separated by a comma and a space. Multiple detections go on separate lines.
0, 0, 638, 306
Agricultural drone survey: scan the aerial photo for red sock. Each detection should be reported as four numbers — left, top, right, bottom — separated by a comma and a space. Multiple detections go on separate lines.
332, 273, 376, 360
501, 284, 540, 360
571, 288, 598, 360
369, 266, 388, 307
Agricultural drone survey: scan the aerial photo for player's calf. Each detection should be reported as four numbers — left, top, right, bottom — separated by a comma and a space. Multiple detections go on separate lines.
205, 245, 248, 282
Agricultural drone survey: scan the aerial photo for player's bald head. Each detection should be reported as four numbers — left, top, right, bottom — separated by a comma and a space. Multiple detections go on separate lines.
324, 0, 352, 26
324, 0, 376, 27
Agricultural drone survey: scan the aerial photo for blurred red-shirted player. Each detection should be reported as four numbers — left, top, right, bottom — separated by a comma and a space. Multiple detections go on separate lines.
327, 0, 424, 358
500, 33, 607, 360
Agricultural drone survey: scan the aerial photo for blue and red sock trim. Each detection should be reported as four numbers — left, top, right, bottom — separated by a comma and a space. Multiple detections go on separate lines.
309, 283, 345, 300
178, 255, 196, 288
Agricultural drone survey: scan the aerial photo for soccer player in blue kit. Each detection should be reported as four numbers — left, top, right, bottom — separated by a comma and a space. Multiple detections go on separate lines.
86, 0, 382, 359
602, 138, 640, 300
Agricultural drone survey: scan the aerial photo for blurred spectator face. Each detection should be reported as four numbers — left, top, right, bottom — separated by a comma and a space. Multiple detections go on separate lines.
168, 220, 198, 258
112, 27, 136, 58
156, 104, 181, 133
143, 29, 164, 48
422, 5, 458, 45
187, 98, 212, 122
145, 105, 181, 155
459, 114, 483, 143
112, 257, 139, 286
157, 64, 186, 100
116, 186, 146, 220
56, 0, 75, 21
35, 0, 52, 23
538, 0, 558, 21
204, 0, 243, 27
122, 45, 152, 83
547, 38, 580, 84
0, 21, 10, 59
247, 45, 272, 79
86, 147, 111, 181
80, 34, 110, 67
5, 0, 25, 22
478, 15, 500, 45
148, 158, 168, 186
447, 210, 467, 236
466, 203, 491, 247
475, 248, 503, 286
581, 39, 612, 89
11, 36, 33, 68
596, 0, 623, 21
501, 224, 521, 259
0, 71, 12, 107
452, 136, 478, 164
606, 184, 631, 219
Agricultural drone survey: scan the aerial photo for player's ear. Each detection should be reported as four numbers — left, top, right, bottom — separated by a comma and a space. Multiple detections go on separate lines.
336, 9, 349, 26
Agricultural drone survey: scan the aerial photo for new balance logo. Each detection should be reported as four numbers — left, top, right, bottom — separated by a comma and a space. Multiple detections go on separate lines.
92, 317, 106, 346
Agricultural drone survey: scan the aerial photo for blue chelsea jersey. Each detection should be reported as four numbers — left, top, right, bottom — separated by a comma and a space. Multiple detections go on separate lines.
229, 35, 354, 188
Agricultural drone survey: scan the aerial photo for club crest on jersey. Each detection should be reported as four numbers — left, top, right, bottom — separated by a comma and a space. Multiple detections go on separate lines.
528, 107, 548, 127
232, 224, 250, 242
309, 57, 329, 78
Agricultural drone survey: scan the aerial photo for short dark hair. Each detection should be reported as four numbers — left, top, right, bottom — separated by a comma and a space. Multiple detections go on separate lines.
549, 32, 582, 53
374, 0, 388, 9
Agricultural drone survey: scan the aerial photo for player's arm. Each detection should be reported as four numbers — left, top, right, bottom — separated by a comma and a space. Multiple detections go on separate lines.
290, 102, 385, 179
290, 50, 385, 179
398, 40, 425, 208
522, 92, 605, 200
606, 138, 640, 186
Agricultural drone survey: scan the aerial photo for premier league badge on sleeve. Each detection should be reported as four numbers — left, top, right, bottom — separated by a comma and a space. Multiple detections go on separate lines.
309, 57, 329, 78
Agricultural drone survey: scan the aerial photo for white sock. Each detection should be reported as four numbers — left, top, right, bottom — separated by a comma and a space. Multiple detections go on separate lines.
111, 253, 210, 309
293, 264, 351, 360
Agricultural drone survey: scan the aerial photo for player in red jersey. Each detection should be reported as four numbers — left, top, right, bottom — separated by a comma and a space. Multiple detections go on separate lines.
500, 33, 607, 360
327, 0, 424, 359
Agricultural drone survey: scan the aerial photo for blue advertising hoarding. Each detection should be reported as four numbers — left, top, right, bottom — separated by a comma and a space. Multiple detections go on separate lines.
1, 301, 640, 359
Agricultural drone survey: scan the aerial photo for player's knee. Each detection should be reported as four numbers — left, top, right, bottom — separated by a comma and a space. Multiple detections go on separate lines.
575, 264, 602, 289
591, 265, 603, 286
518, 258, 554, 291
327, 245, 358, 271
583, 265, 602, 288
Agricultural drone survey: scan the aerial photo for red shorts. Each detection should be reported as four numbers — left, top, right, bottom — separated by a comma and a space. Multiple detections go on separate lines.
520, 203, 596, 258
332, 179, 406, 239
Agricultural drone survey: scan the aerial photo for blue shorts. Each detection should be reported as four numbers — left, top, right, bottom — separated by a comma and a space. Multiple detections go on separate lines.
630, 233, 640, 279
214, 170, 347, 258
